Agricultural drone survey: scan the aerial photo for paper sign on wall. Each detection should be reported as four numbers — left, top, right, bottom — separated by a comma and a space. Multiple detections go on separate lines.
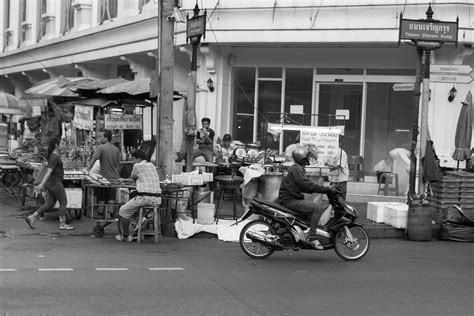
73, 105, 94, 130
104, 114, 142, 130
300, 128, 340, 163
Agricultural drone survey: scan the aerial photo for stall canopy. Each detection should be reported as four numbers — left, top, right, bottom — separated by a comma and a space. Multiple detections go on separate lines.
0, 92, 25, 116
25, 76, 92, 97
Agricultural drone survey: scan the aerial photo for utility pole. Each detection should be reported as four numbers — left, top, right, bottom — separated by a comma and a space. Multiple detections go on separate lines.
156, 0, 175, 179
184, 3, 206, 172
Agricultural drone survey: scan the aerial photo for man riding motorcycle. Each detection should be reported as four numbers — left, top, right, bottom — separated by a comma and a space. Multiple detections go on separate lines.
276, 146, 339, 241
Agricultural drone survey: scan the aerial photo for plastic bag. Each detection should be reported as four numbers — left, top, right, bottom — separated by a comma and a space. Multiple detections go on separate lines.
33, 163, 47, 186
373, 160, 392, 173
438, 206, 474, 242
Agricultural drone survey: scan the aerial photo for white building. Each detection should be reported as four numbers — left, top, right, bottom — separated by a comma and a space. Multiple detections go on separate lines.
0, 0, 473, 177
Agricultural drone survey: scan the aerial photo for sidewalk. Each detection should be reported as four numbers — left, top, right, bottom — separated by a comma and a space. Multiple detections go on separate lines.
0, 188, 409, 240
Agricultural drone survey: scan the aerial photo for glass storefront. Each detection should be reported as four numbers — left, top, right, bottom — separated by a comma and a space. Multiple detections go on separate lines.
231, 67, 417, 178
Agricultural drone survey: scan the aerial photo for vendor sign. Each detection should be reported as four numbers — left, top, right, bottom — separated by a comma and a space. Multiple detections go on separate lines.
300, 128, 341, 163
104, 114, 142, 130
73, 105, 93, 130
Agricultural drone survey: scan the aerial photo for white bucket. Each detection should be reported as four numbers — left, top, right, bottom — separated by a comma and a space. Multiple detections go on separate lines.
197, 203, 215, 225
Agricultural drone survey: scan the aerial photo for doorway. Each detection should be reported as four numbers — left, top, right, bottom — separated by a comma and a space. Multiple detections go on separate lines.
318, 83, 363, 157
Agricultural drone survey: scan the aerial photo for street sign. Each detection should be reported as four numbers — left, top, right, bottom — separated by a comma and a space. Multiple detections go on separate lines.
431, 64, 473, 75
186, 14, 206, 39
430, 74, 473, 84
399, 18, 458, 43
393, 83, 415, 91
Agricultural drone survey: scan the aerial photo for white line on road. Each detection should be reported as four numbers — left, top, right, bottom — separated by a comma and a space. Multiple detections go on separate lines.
148, 267, 185, 271
38, 268, 74, 272
0, 269, 18, 272
95, 268, 129, 271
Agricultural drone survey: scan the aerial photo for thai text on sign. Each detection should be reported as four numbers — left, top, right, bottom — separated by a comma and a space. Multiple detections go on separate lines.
104, 114, 142, 130
73, 105, 93, 130
300, 128, 340, 163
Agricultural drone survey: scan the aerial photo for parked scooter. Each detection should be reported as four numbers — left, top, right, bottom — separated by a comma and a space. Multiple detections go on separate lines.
238, 191, 370, 261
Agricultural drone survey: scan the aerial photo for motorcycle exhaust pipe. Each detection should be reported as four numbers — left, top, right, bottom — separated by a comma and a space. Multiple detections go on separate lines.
245, 232, 285, 250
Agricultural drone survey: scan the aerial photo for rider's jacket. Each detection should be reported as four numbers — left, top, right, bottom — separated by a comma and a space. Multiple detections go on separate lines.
279, 163, 329, 201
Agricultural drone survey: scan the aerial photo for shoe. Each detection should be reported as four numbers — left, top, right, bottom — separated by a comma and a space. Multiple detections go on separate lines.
24, 215, 36, 229
311, 240, 324, 250
115, 234, 134, 242
175, 152, 185, 162
59, 224, 75, 230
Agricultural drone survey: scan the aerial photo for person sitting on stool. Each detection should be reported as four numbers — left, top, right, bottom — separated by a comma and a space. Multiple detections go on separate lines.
115, 150, 161, 242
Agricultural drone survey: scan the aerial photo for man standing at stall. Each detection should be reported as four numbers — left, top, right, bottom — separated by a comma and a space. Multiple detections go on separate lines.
86, 130, 121, 216
115, 150, 161, 242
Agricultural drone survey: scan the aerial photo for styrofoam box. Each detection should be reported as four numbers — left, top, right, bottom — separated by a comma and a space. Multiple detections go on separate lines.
54, 188, 83, 209
367, 202, 392, 223
385, 204, 408, 229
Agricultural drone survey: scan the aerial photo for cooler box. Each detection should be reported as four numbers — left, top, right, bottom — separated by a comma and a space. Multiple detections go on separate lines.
385, 203, 409, 229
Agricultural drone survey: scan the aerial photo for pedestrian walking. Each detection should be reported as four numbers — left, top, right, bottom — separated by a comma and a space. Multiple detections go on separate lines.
25, 137, 74, 230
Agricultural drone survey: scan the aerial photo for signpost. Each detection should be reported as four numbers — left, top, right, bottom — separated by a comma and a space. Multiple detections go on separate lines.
430, 64, 474, 84
399, 4, 459, 201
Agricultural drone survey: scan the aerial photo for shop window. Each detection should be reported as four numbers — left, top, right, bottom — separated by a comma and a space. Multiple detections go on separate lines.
62, 0, 75, 34
139, 0, 151, 12
258, 67, 282, 78
364, 83, 416, 174
99, 0, 118, 24
283, 68, 313, 149
233, 68, 256, 144
318, 68, 364, 75
366, 69, 416, 76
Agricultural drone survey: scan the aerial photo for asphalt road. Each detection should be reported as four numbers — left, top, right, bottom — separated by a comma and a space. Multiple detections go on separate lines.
1, 235, 473, 316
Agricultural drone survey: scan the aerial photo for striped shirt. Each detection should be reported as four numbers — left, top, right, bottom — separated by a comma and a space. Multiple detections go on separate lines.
131, 161, 161, 194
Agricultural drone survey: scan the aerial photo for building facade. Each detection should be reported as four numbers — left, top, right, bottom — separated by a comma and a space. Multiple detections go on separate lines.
1, 0, 473, 176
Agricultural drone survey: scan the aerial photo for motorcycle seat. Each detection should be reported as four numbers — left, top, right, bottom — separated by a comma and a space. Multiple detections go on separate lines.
252, 198, 304, 217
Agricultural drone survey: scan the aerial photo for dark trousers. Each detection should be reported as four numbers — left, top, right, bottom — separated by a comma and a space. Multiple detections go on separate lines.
279, 198, 324, 230
37, 182, 67, 217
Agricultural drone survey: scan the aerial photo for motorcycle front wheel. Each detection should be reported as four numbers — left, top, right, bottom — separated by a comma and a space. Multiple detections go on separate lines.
334, 225, 370, 261
239, 220, 275, 259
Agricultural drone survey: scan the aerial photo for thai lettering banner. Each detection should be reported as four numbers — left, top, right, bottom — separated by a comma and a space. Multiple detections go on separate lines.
104, 114, 142, 129
73, 105, 93, 130
300, 128, 341, 163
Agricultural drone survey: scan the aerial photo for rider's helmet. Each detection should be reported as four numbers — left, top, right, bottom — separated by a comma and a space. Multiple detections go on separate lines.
292, 146, 318, 166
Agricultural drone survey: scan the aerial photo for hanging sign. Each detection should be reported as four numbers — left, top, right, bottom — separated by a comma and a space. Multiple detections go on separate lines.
73, 105, 93, 130
104, 114, 142, 130
399, 18, 458, 43
300, 128, 341, 163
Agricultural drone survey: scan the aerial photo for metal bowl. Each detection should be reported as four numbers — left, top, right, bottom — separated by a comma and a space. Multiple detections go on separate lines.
215, 175, 243, 186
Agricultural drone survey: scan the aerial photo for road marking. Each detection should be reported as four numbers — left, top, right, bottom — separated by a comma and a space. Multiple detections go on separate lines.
0, 269, 17, 272
95, 268, 129, 271
38, 268, 74, 272
148, 267, 185, 271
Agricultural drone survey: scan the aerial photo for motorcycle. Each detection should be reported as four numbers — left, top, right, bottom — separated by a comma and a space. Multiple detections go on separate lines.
238, 192, 370, 261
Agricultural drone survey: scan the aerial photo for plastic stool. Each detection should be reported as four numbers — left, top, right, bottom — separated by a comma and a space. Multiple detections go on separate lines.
214, 183, 241, 224
137, 206, 160, 244
377, 173, 399, 196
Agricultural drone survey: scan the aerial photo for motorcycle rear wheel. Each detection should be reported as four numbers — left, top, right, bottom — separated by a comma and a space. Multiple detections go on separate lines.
239, 220, 275, 259
334, 225, 370, 261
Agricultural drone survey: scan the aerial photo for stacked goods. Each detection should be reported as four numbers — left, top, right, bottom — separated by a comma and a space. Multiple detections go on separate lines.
445, 171, 474, 219
427, 174, 460, 224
